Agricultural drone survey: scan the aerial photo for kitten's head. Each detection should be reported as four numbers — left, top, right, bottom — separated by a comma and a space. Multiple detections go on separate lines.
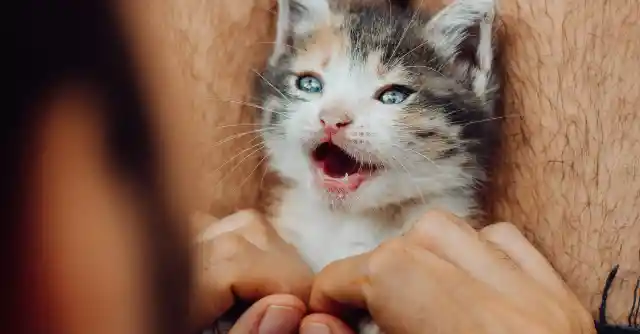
259, 0, 500, 212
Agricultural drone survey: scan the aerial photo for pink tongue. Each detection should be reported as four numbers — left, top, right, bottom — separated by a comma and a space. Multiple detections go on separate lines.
323, 148, 359, 177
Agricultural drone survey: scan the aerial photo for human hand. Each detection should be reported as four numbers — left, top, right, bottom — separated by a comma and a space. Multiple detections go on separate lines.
190, 209, 314, 333
303, 210, 596, 334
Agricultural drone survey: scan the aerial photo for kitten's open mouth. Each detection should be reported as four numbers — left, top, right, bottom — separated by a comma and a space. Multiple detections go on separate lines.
311, 142, 378, 193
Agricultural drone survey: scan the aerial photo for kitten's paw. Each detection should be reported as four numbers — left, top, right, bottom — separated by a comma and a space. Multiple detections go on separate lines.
359, 319, 384, 334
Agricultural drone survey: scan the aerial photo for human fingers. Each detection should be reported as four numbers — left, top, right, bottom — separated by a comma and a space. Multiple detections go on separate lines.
192, 217, 313, 329
198, 226, 312, 301
405, 210, 536, 297
406, 213, 594, 333
309, 238, 492, 333
480, 222, 593, 332
197, 209, 303, 261
479, 222, 568, 296
309, 238, 449, 316
191, 232, 251, 328
308, 237, 462, 315
308, 251, 370, 314
228, 294, 306, 334
309, 210, 596, 334
227, 245, 313, 303
300, 314, 356, 334
479, 222, 595, 331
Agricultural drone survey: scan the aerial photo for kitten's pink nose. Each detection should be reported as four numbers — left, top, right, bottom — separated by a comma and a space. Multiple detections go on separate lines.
320, 118, 351, 138
320, 118, 352, 135
319, 109, 352, 136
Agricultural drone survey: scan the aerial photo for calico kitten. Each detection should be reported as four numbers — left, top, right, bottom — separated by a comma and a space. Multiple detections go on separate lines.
214, 0, 499, 332
260, 0, 499, 273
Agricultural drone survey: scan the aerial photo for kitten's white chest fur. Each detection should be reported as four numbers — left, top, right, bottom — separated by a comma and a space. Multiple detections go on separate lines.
270, 185, 472, 272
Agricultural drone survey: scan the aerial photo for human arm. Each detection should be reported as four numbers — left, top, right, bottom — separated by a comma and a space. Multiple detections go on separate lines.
486, 0, 640, 324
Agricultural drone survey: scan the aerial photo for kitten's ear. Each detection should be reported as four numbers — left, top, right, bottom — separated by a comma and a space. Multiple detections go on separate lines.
270, 0, 332, 65
422, 0, 496, 98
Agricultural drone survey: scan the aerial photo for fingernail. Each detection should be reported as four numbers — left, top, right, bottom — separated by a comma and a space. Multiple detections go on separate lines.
301, 323, 331, 334
258, 305, 300, 334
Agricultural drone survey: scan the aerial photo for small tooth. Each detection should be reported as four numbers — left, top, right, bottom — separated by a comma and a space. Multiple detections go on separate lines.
343, 173, 349, 181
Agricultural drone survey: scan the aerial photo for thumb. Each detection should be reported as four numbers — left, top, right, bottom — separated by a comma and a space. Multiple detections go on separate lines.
229, 295, 306, 334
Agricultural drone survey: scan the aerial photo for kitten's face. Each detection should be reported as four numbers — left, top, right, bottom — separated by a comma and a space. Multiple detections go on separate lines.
260, 3, 497, 212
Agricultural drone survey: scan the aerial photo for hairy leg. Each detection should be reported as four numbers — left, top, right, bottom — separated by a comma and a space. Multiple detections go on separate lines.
486, 0, 640, 323
119, 0, 276, 218
418, 0, 640, 322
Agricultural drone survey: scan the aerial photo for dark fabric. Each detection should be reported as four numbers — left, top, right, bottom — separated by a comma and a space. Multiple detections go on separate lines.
595, 265, 640, 333
596, 324, 640, 333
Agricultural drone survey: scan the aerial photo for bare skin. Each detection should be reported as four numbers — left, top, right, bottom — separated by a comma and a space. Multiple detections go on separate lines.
488, 0, 640, 323
118, 0, 640, 326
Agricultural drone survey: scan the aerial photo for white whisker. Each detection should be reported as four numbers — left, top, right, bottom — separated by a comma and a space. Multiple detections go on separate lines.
211, 139, 265, 174
252, 69, 291, 103
211, 128, 272, 148
257, 159, 271, 191
214, 144, 265, 187
212, 123, 267, 130
460, 114, 521, 127
237, 154, 269, 191
385, 0, 425, 68
392, 144, 441, 170
403, 65, 447, 78
388, 154, 427, 205
222, 99, 289, 117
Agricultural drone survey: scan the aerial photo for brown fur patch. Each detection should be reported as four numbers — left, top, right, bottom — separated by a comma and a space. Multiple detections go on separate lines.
400, 110, 459, 158
292, 26, 348, 72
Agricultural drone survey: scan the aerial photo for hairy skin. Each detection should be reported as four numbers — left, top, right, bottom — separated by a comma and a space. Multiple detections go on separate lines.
119, 0, 277, 218
121, 0, 640, 325
492, 0, 640, 324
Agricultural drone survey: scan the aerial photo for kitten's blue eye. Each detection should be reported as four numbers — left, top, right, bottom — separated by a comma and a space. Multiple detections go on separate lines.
379, 90, 407, 104
296, 74, 323, 93
377, 85, 415, 104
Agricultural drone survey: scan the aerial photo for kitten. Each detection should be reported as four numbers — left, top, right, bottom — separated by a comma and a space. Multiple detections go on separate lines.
260, 0, 499, 272
213, 0, 499, 332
